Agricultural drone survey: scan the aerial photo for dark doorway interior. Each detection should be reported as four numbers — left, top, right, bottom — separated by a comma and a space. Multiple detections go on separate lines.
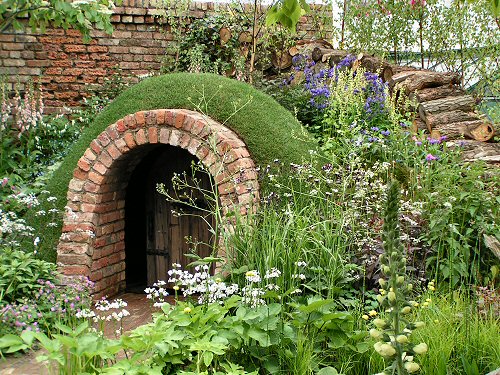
125, 145, 214, 292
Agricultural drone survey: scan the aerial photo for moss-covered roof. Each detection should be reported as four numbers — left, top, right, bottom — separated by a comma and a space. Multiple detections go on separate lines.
33, 73, 317, 262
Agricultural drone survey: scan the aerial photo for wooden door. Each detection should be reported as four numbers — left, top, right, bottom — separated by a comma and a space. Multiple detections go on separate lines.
145, 147, 214, 285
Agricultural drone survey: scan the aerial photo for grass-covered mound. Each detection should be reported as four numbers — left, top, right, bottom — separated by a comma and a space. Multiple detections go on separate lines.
33, 73, 318, 262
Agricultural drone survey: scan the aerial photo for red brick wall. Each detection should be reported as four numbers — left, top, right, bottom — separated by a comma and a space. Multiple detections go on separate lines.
0, 1, 332, 112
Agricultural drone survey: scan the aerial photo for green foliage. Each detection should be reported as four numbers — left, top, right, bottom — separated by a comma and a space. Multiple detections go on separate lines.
0, 80, 83, 186
413, 292, 500, 374
370, 181, 427, 375
178, 15, 245, 75
339, 0, 499, 94
0, 0, 117, 41
266, 0, 311, 32
0, 248, 55, 304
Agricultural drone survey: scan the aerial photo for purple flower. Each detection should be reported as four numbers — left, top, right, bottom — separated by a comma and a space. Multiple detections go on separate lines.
381, 130, 391, 136
425, 154, 438, 161
415, 141, 422, 146
371, 126, 380, 132
427, 137, 440, 145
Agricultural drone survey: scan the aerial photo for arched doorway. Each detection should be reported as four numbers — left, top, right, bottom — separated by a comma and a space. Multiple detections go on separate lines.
57, 109, 259, 298
125, 145, 214, 291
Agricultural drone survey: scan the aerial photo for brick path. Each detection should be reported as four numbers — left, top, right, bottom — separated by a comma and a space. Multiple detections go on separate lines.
0, 293, 156, 375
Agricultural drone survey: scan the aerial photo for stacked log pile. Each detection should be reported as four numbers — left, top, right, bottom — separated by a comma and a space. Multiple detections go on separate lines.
282, 44, 498, 163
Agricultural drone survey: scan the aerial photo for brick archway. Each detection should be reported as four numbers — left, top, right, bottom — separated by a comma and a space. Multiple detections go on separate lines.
57, 109, 260, 298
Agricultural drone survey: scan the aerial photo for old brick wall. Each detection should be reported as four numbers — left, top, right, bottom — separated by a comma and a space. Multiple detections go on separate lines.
0, 0, 332, 112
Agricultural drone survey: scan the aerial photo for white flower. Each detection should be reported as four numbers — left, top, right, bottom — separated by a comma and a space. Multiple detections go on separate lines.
374, 342, 396, 358
413, 343, 428, 355
33, 237, 40, 246
404, 362, 420, 373
245, 270, 261, 283
264, 268, 281, 279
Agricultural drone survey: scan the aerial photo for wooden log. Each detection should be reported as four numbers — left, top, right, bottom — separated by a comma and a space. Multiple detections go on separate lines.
411, 118, 428, 134
411, 85, 465, 102
404, 71, 461, 94
220, 27, 231, 45
418, 96, 475, 120
431, 120, 495, 141
383, 65, 420, 82
447, 140, 500, 164
322, 50, 349, 67
289, 46, 299, 56
312, 47, 335, 62
425, 110, 480, 129
238, 31, 252, 43
360, 56, 389, 73
271, 50, 293, 70
389, 71, 420, 89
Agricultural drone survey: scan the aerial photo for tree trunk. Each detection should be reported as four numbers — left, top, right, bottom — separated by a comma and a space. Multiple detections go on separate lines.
382, 65, 420, 82
418, 96, 475, 118
220, 27, 231, 45
431, 120, 495, 141
403, 71, 461, 94
360, 56, 389, 73
424, 110, 479, 129
447, 140, 500, 164
388, 70, 420, 89
410, 85, 465, 102
271, 50, 293, 70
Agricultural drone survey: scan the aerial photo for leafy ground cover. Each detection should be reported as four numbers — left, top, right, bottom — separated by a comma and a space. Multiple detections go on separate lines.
0, 53, 499, 374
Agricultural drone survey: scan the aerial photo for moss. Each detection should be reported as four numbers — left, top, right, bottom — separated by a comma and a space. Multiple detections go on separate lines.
32, 73, 317, 262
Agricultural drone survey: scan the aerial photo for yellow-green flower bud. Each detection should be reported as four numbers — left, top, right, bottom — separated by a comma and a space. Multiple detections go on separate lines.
379, 278, 386, 287
369, 328, 383, 339
173, 285, 180, 291
413, 343, 428, 355
396, 335, 409, 343
374, 342, 396, 358
401, 306, 411, 314
369, 310, 378, 317
383, 266, 391, 274
414, 321, 425, 328
183, 307, 192, 314
388, 291, 396, 302
362, 314, 369, 320
404, 362, 420, 373
397, 275, 405, 284
373, 318, 387, 328
407, 283, 413, 291
376, 294, 385, 304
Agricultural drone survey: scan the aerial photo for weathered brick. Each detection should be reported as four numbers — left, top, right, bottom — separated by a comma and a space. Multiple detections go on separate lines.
77, 158, 92, 172
59, 265, 90, 276
174, 112, 186, 129
135, 129, 147, 145
72, 166, 88, 181
107, 143, 121, 160
147, 127, 158, 143
114, 137, 129, 153
3, 43, 24, 51
135, 111, 146, 126
3, 59, 25, 67
93, 161, 107, 175
159, 128, 170, 144
99, 150, 113, 168
89, 171, 105, 184
64, 45, 87, 53
124, 132, 136, 148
